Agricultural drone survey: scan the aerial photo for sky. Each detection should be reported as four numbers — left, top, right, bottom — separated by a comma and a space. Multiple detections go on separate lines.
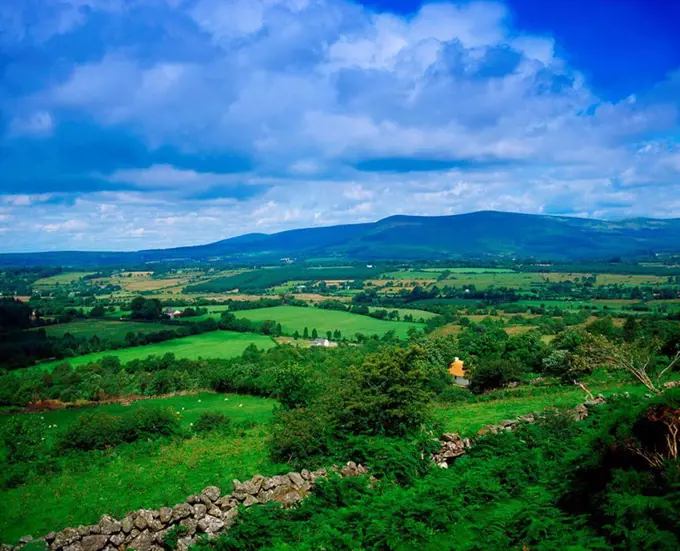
1, 0, 680, 252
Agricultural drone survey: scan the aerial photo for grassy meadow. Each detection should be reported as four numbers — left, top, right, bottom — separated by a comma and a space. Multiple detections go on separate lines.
0, 393, 280, 541
235, 305, 425, 338
32, 331, 276, 372
34, 272, 95, 288
31, 320, 170, 340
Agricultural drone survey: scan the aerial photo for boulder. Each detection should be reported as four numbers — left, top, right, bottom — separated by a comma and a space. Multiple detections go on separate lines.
185, 495, 200, 505
121, 516, 134, 535
192, 504, 207, 520
300, 469, 312, 481
178, 519, 197, 537
222, 509, 239, 530
176, 537, 195, 551
197, 516, 224, 534
288, 472, 305, 489
201, 487, 221, 502
158, 508, 173, 525
76, 527, 90, 538
108, 533, 125, 547
63, 542, 83, 551
172, 504, 192, 522
243, 495, 258, 507
256, 489, 274, 504
45, 534, 57, 545
207, 506, 222, 519
241, 476, 264, 495
18, 537, 34, 545
123, 529, 140, 545
52, 528, 81, 550
128, 531, 154, 551
98, 516, 121, 536
80, 536, 109, 551
216, 496, 237, 511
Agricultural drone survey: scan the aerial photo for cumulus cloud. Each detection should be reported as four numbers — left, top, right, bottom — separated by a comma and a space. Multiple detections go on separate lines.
1, 0, 679, 251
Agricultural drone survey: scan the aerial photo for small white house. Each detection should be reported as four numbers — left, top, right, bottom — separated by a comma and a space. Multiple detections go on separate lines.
310, 338, 338, 348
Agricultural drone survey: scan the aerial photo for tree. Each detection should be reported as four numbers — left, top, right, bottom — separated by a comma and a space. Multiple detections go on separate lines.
311, 328, 318, 339
468, 359, 523, 395
89, 305, 106, 318
293, 330, 300, 340
303, 327, 309, 339
326, 330, 332, 340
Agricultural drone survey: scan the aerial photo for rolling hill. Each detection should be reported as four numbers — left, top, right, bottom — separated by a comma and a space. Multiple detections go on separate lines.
3, 211, 680, 266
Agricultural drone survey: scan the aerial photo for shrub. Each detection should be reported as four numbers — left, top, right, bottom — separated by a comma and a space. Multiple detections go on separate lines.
192, 412, 231, 434
0, 415, 48, 464
268, 408, 332, 464
468, 359, 523, 395
59, 407, 179, 451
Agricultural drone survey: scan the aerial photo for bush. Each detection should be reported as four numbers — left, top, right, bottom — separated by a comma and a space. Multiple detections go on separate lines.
59, 407, 179, 451
192, 412, 231, 434
0, 415, 48, 464
468, 359, 523, 395
268, 408, 332, 464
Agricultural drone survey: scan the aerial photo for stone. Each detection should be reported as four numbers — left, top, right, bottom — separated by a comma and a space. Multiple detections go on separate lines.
300, 469, 312, 481
288, 472, 305, 489
201, 486, 221, 502
64, 542, 83, 551
207, 506, 222, 518
178, 519, 197, 537
222, 509, 239, 530
243, 495, 258, 507
80, 536, 108, 551
310, 470, 327, 482
192, 504, 207, 520
98, 516, 121, 536
185, 494, 200, 505
158, 508, 173, 525
128, 531, 154, 551
133, 514, 148, 531
0, 544, 14, 551
121, 516, 134, 535
45, 534, 57, 544
176, 537, 195, 551
571, 404, 589, 421
77, 527, 90, 538
19, 537, 34, 545
262, 475, 290, 491
197, 516, 224, 534
231, 491, 249, 502
172, 503, 192, 522
256, 489, 274, 504
240, 475, 264, 495
216, 496, 237, 510
52, 528, 81, 549
108, 533, 125, 547
123, 529, 140, 546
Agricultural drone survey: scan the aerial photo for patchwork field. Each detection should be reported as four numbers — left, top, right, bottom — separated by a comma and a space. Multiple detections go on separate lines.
32, 331, 276, 372
30, 320, 170, 340
34, 272, 95, 288
367, 306, 440, 321
236, 305, 425, 338
0, 393, 280, 542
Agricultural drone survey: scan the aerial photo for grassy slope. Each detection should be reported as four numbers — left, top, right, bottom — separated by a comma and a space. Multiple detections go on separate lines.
31, 331, 276, 372
30, 320, 170, 340
367, 306, 440, 321
0, 394, 280, 541
236, 305, 425, 338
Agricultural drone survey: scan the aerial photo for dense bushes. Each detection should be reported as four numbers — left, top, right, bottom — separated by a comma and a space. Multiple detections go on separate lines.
59, 408, 180, 451
192, 412, 231, 434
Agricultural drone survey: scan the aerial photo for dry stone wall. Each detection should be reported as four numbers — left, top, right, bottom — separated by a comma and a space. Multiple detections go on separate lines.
2, 463, 369, 551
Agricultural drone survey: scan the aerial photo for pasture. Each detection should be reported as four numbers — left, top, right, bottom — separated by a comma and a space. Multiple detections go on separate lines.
34, 272, 95, 288
30, 320, 170, 341
367, 306, 440, 321
236, 305, 425, 339
0, 393, 280, 542
32, 331, 276, 372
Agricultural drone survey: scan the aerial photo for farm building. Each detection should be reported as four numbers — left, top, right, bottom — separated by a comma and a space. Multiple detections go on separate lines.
164, 307, 184, 319
449, 357, 469, 387
310, 338, 338, 348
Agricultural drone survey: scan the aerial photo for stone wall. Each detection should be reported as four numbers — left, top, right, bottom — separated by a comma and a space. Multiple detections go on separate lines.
431, 395, 607, 467
2, 462, 369, 551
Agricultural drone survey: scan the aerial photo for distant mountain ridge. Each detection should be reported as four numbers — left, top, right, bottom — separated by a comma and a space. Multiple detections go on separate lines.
3, 211, 680, 266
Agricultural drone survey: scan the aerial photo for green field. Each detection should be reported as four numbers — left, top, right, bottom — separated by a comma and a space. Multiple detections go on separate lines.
381, 270, 439, 280
34, 272, 95, 288
0, 393, 280, 542
367, 306, 440, 321
237, 305, 425, 338
32, 331, 276, 372
435, 272, 544, 289
424, 267, 517, 274
30, 320, 170, 340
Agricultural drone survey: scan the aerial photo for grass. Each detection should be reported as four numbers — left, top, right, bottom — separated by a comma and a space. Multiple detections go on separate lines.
34, 272, 95, 288
31, 331, 276, 372
0, 394, 281, 542
235, 305, 425, 339
367, 306, 440, 321
29, 320, 170, 341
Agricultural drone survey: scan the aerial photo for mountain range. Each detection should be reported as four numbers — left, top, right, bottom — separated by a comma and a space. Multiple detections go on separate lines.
3, 211, 680, 266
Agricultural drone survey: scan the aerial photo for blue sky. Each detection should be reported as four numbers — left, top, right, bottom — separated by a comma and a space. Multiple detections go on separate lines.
1, 0, 679, 252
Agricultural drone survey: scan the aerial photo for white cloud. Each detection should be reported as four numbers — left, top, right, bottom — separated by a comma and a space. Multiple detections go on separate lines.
42, 219, 88, 232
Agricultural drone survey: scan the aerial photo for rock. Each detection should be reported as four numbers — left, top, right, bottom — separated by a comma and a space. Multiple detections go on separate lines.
77, 527, 90, 538
80, 536, 108, 551
241, 475, 264, 495
185, 494, 200, 505
207, 506, 222, 518
243, 495, 258, 507
172, 503, 192, 522
135, 510, 162, 532
300, 469, 312, 481
128, 531, 155, 551
216, 496, 237, 510
192, 504, 207, 520
133, 514, 147, 531
231, 491, 249, 502
517, 413, 535, 423
256, 489, 274, 504
108, 532, 125, 547
222, 509, 239, 530
197, 516, 224, 534
201, 487, 221, 502
64, 542, 83, 551
288, 472, 305, 489
52, 528, 81, 550
310, 470, 327, 482
121, 516, 134, 535
98, 516, 121, 536
158, 508, 173, 525
262, 475, 290, 491
571, 403, 589, 421
19, 537, 34, 545
123, 529, 140, 545
176, 537, 195, 551
178, 519, 197, 537
45, 534, 57, 544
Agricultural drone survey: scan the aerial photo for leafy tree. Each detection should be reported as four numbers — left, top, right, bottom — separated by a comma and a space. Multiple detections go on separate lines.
468, 359, 523, 395
311, 328, 318, 339
303, 327, 309, 339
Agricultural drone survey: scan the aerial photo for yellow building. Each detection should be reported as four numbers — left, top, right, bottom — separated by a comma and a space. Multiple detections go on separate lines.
449, 357, 469, 387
